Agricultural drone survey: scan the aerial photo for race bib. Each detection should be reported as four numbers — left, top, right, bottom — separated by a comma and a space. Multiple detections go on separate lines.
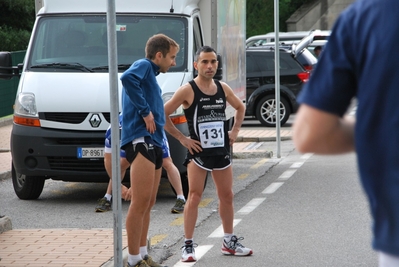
198, 121, 224, 148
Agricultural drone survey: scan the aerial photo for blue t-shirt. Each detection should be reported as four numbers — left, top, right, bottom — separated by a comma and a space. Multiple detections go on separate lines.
120, 58, 165, 148
297, 0, 399, 256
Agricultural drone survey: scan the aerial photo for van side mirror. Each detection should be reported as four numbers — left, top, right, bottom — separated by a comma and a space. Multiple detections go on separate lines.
214, 54, 222, 80
0, 52, 14, 80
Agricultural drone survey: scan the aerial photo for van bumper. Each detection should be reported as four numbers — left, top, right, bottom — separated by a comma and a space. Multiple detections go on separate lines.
11, 124, 109, 182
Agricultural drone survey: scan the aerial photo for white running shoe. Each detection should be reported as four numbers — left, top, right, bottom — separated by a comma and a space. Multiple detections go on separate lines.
221, 235, 253, 256
181, 241, 197, 262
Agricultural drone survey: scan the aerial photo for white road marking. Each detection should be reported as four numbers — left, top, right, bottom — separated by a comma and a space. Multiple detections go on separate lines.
173, 245, 214, 267
262, 182, 284, 194
208, 219, 241, 238
277, 169, 297, 180
290, 162, 304, 168
236, 198, 266, 215
301, 153, 313, 160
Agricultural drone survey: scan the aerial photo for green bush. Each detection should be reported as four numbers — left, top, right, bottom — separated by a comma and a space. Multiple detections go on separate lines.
0, 0, 35, 51
246, 0, 316, 38
0, 26, 31, 52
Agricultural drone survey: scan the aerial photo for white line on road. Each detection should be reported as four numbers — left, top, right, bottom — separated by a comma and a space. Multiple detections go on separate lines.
290, 162, 304, 168
262, 182, 284, 194
301, 153, 313, 160
208, 219, 241, 238
173, 245, 214, 267
277, 169, 297, 180
236, 198, 266, 215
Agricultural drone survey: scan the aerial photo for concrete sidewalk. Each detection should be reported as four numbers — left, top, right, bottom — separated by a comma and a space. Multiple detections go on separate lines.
0, 117, 292, 267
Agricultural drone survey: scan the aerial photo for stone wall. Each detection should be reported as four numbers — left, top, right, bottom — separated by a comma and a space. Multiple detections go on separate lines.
286, 0, 355, 31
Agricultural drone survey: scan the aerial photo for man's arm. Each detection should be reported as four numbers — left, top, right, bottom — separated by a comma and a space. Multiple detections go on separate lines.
223, 82, 246, 145
164, 84, 202, 155
293, 104, 355, 154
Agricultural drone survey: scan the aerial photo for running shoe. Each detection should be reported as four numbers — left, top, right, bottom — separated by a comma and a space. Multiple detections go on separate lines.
171, 198, 185, 214
95, 197, 111, 212
127, 260, 150, 267
221, 235, 253, 256
143, 255, 167, 267
181, 240, 197, 262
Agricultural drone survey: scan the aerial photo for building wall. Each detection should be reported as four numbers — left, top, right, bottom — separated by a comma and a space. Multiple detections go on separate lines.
286, 0, 355, 31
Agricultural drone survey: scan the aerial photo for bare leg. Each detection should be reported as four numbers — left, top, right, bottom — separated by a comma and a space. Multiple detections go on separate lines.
126, 153, 156, 255
103, 152, 131, 200
163, 156, 183, 196
184, 162, 208, 239
212, 166, 234, 234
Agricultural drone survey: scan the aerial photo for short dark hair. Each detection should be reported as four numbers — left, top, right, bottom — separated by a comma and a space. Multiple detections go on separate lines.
145, 34, 179, 60
314, 45, 322, 52
194, 46, 217, 62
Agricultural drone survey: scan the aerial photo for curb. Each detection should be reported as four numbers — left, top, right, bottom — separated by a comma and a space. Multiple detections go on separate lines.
0, 216, 12, 234
0, 116, 12, 127
0, 171, 11, 181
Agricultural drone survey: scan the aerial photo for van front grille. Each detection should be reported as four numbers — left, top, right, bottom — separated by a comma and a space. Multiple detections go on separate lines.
39, 112, 111, 124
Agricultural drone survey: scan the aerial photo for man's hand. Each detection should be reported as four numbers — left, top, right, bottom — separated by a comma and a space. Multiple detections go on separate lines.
143, 112, 156, 134
180, 136, 202, 155
228, 128, 240, 146
121, 185, 132, 201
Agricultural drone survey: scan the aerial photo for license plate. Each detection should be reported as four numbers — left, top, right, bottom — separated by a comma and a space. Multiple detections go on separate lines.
77, 147, 105, 158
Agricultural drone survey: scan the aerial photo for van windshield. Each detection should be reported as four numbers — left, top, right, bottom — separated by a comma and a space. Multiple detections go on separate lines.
28, 15, 187, 72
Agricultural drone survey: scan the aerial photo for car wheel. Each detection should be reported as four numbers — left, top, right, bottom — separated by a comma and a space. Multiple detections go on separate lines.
12, 163, 45, 200
177, 171, 208, 200
255, 95, 291, 127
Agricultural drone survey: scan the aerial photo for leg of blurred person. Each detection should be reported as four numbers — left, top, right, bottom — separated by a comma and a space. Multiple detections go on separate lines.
162, 134, 186, 214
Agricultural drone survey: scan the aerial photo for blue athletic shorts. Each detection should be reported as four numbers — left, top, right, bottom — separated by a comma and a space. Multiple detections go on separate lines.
104, 126, 126, 158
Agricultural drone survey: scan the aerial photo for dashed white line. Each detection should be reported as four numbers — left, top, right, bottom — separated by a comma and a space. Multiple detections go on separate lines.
208, 219, 241, 238
236, 198, 266, 215
301, 153, 313, 160
290, 162, 304, 168
277, 169, 297, 180
173, 245, 214, 267
262, 182, 284, 194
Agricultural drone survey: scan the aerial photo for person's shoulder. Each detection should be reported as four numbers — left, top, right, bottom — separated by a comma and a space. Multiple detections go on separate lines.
177, 82, 193, 93
133, 58, 151, 67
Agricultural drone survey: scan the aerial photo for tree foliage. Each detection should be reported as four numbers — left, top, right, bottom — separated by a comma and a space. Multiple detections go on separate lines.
0, 0, 35, 51
246, 0, 315, 38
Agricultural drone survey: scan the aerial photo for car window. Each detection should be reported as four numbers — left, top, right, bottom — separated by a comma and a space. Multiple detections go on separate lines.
246, 55, 259, 73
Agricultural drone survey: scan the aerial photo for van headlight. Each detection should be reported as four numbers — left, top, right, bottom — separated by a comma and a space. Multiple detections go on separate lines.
14, 92, 38, 117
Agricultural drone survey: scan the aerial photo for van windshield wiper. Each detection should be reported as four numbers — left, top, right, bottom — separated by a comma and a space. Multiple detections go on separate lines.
91, 64, 131, 71
30, 62, 93, 72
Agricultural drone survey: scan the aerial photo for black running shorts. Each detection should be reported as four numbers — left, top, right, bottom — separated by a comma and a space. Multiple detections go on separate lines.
188, 155, 231, 171
122, 142, 163, 169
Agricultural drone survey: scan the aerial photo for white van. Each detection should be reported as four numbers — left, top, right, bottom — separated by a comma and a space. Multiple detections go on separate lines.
0, 0, 246, 200
246, 30, 330, 47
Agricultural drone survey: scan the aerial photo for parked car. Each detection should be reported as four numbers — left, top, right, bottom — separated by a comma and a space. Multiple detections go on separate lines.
245, 47, 312, 127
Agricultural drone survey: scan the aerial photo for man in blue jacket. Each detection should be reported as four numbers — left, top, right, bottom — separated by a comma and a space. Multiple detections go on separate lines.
121, 34, 179, 267
293, 0, 399, 266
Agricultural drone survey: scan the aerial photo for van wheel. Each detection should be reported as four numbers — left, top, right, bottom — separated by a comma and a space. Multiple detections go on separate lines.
256, 95, 290, 127
178, 171, 208, 200
12, 163, 45, 200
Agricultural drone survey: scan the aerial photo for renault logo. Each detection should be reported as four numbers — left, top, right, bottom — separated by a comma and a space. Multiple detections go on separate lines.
90, 114, 101, 128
